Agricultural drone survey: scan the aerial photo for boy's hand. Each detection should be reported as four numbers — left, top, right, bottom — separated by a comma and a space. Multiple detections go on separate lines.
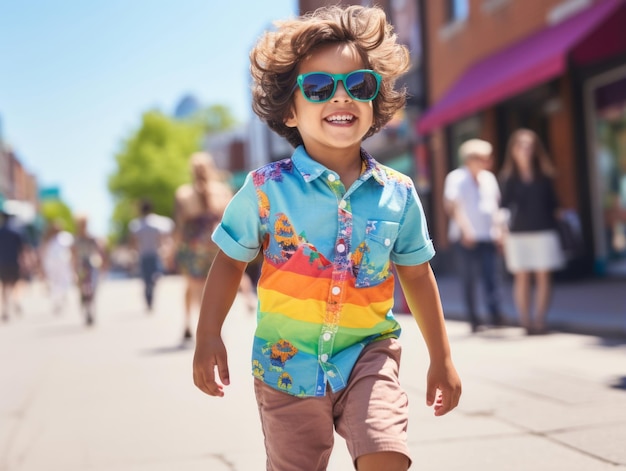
426, 360, 462, 416
193, 334, 230, 397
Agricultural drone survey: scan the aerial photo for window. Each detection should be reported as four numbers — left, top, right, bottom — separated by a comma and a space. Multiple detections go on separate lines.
482, 0, 512, 14
445, 0, 469, 23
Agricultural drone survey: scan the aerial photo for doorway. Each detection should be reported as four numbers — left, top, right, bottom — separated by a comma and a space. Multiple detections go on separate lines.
584, 66, 626, 276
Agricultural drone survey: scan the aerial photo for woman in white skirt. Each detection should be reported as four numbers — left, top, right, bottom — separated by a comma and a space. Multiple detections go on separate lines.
500, 129, 565, 335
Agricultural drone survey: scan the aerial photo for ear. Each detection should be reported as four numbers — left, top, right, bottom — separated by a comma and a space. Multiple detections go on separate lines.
284, 107, 297, 128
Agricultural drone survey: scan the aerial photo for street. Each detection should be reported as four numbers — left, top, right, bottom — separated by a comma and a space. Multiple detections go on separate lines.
1, 275, 625, 470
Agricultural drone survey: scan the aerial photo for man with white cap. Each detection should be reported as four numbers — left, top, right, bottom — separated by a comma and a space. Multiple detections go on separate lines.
444, 139, 504, 333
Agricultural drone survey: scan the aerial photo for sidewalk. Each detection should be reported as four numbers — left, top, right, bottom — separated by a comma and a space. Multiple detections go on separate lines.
433, 274, 626, 337
1, 276, 625, 470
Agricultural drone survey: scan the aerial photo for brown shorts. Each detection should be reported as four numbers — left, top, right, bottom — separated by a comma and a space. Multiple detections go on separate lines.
254, 338, 410, 471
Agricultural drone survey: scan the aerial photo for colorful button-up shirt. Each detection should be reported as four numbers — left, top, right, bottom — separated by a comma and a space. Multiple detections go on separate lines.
213, 145, 435, 397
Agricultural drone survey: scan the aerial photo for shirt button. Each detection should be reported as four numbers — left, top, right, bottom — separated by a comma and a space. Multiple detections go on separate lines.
331, 286, 341, 295
336, 243, 346, 253
327, 174, 336, 182
384, 238, 391, 247
321, 354, 329, 362
323, 332, 331, 341
339, 200, 347, 209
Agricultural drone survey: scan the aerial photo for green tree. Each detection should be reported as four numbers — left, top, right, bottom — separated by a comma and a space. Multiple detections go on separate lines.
108, 110, 202, 243
39, 199, 75, 234
107, 106, 237, 243
193, 104, 238, 133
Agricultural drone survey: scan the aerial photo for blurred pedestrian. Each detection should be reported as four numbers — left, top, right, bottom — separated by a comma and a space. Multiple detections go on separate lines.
174, 152, 234, 341
128, 199, 174, 311
73, 214, 106, 326
499, 128, 565, 335
3, 212, 36, 316
0, 210, 25, 321
192, 6, 461, 471
14, 234, 37, 312
41, 220, 75, 315
444, 138, 504, 333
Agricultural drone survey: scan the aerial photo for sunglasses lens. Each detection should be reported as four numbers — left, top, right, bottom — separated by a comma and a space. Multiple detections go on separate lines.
298, 71, 380, 102
346, 71, 379, 101
301, 73, 335, 102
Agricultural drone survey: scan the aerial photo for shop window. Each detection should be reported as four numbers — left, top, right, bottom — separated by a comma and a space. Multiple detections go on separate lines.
481, 0, 512, 14
439, 0, 469, 40
445, 0, 469, 23
449, 115, 483, 168
588, 71, 626, 275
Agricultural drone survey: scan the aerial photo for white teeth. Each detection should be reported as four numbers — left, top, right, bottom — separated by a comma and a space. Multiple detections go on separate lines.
326, 115, 354, 122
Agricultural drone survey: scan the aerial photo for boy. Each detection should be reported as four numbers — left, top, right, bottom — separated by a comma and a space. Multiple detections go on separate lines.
193, 5, 461, 470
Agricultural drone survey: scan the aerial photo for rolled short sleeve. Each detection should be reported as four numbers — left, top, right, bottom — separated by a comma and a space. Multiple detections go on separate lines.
391, 183, 435, 266
212, 173, 262, 263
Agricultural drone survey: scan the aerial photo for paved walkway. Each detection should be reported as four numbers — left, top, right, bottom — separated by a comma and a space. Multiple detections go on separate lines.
1, 275, 625, 470
433, 274, 626, 337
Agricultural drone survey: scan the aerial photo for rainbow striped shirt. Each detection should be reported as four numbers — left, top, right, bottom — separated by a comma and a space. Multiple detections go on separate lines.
213, 145, 435, 397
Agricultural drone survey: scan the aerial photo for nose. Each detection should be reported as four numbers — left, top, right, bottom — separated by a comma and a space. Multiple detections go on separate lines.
331, 80, 352, 102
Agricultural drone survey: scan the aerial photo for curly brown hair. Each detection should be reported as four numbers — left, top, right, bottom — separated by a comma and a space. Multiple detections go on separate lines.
250, 5, 410, 148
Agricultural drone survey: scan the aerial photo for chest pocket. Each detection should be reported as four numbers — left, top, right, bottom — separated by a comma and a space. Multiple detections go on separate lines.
354, 220, 400, 288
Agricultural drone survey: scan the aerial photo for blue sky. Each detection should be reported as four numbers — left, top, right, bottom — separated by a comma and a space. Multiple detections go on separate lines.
0, 1, 296, 236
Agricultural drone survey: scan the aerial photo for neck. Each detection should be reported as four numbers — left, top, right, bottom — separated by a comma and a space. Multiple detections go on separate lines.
306, 145, 362, 187
467, 166, 481, 181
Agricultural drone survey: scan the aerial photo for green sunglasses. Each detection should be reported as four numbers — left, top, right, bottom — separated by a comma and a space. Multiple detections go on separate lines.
295, 69, 382, 103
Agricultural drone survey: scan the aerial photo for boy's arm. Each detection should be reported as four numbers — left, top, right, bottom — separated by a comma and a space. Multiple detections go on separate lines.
395, 262, 462, 416
193, 250, 248, 397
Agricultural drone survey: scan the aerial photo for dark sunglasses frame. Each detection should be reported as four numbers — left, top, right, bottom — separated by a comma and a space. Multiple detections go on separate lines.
295, 69, 382, 103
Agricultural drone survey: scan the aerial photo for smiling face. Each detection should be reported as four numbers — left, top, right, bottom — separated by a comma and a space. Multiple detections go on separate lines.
285, 42, 375, 165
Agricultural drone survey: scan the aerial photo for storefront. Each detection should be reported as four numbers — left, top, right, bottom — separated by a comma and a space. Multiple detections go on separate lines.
417, 0, 626, 278
584, 67, 626, 275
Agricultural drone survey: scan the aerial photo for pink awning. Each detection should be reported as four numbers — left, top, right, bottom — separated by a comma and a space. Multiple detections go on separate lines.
417, 0, 625, 134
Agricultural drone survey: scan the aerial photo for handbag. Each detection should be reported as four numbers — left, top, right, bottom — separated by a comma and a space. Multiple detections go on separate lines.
556, 209, 584, 260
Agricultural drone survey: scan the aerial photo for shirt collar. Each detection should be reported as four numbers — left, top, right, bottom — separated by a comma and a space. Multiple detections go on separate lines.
291, 146, 326, 182
360, 148, 386, 186
291, 145, 385, 186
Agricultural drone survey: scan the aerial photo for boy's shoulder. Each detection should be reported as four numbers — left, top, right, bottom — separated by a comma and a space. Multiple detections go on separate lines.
375, 162, 413, 184
365, 152, 414, 188
247, 149, 415, 190
249, 158, 295, 186
253, 157, 294, 173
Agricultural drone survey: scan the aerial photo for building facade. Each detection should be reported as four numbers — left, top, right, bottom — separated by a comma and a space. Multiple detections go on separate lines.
0, 143, 39, 224
418, 0, 626, 278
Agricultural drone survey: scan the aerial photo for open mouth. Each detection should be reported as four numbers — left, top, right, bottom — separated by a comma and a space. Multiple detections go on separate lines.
325, 114, 355, 124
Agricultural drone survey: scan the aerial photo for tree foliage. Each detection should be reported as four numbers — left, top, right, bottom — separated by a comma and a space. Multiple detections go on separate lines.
108, 110, 202, 242
107, 106, 237, 243
195, 104, 238, 134
39, 199, 75, 234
